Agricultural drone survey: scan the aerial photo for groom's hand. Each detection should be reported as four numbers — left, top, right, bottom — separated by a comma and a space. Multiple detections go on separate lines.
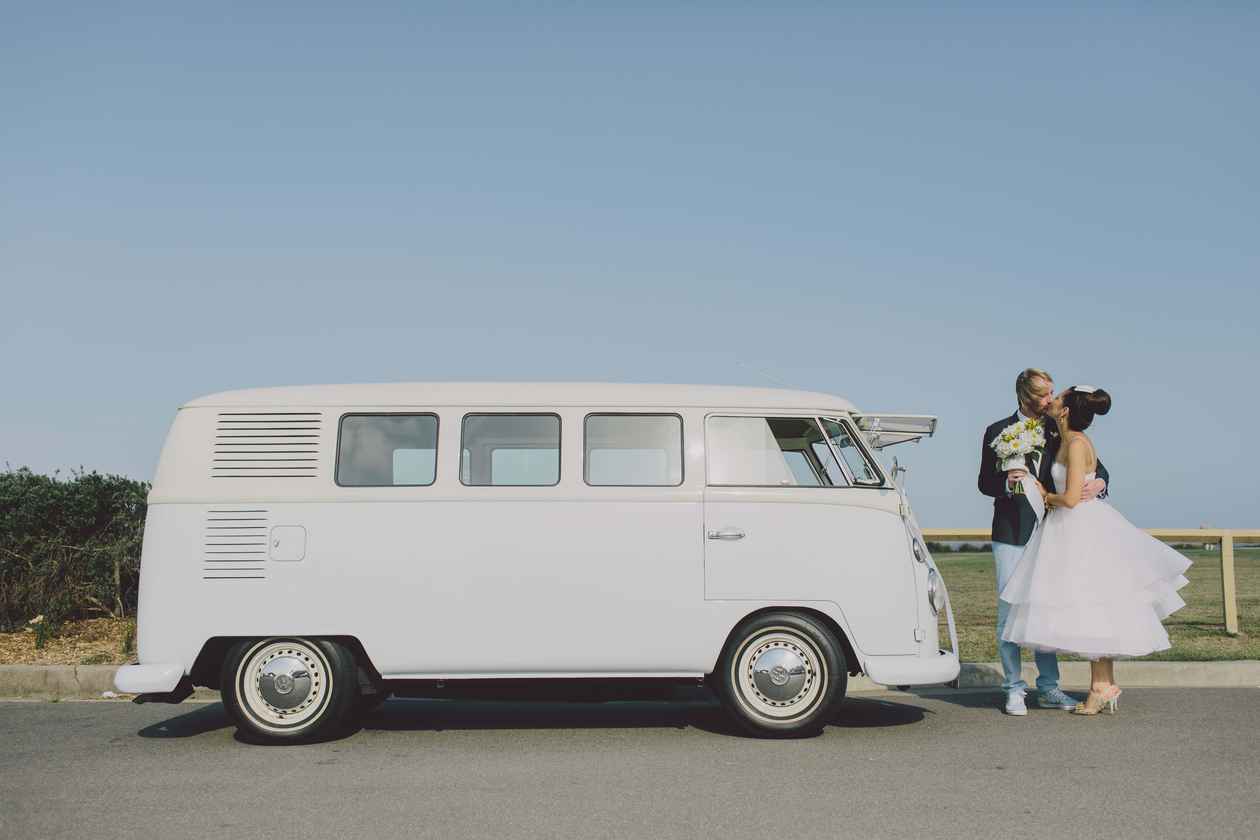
1081, 478, 1106, 501
1005, 469, 1027, 493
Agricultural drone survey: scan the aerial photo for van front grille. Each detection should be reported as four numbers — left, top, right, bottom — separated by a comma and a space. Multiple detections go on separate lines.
212, 412, 321, 479
202, 509, 269, 580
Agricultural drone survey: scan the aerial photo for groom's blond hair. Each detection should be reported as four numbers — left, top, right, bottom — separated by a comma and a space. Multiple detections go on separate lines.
1016, 368, 1053, 405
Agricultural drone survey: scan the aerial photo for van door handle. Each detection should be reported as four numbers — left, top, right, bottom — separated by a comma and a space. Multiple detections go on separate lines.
707, 529, 746, 541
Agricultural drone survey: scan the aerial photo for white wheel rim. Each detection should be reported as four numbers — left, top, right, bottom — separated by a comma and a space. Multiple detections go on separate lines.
731, 627, 827, 723
236, 639, 332, 734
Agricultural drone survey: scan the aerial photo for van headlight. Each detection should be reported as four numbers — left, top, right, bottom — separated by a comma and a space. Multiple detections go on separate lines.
927, 568, 947, 614
912, 539, 927, 564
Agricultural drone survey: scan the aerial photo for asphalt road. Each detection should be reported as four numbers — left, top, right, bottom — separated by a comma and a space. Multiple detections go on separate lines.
3, 688, 1258, 840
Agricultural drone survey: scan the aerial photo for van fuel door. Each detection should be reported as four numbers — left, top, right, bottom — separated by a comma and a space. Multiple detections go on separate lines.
269, 526, 307, 562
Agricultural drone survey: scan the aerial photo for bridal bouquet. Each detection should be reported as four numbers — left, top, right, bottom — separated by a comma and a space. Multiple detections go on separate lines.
991, 418, 1046, 477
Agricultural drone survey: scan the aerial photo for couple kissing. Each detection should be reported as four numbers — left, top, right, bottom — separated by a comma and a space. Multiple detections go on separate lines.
979, 368, 1191, 717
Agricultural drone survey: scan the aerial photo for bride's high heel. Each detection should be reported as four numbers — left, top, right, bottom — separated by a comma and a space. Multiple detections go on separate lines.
1072, 686, 1121, 716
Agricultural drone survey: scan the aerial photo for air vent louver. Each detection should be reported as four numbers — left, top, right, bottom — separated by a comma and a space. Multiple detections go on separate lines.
202, 509, 269, 580
212, 412, 321, 478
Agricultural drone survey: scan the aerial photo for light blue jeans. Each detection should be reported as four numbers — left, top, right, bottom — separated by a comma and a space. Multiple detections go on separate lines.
993, 541, 1060, 694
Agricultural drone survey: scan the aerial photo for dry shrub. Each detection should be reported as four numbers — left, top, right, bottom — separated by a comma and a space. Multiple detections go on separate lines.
0, 468, 148, 632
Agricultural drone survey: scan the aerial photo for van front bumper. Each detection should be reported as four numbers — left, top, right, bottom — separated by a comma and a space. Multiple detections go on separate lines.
114, 663, 184, 694
862, 650, 961, 688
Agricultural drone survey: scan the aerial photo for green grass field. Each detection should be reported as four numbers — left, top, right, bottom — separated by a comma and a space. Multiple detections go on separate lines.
935, 547, 1259, 661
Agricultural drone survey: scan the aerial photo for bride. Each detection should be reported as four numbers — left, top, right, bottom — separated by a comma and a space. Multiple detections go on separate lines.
999, 386, 1191, 715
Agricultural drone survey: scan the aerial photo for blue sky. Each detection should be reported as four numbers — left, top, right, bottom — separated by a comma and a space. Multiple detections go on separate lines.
3, 3, 1257, 527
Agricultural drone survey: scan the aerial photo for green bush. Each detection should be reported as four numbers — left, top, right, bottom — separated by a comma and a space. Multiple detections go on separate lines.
0, 468, 149, 632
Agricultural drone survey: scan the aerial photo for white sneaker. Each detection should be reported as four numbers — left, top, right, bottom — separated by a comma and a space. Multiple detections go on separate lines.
1003, 689, 1027, 716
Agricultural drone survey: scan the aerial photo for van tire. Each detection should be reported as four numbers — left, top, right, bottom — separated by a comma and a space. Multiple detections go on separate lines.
221, 638, 358, 743
717, 612, 846, 737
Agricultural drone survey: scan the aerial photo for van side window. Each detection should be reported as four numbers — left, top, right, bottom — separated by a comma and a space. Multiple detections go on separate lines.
821, 418, 884, 485
336, 414, 438, 487
706, 416, 848, 487
584, 414, 683, 486
461, 414, 561, 486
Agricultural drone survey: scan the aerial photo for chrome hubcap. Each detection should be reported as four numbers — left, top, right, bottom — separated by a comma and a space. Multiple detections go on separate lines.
753, 647, 807, 701
258, 657, 311, 709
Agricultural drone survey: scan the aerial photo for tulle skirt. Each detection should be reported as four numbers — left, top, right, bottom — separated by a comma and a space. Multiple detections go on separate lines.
999, 499, 1191, 660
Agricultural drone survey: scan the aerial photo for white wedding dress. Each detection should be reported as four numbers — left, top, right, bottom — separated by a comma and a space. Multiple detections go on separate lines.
1000, 462, 1191, 659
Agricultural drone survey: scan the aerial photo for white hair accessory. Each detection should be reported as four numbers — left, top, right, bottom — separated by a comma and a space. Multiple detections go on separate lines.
1073, 385, 1099, 393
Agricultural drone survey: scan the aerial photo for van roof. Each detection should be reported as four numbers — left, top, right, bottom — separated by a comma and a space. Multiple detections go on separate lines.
184, 382, 858, 412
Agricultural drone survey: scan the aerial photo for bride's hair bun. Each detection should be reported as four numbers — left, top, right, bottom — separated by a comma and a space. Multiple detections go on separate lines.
1086, 389, 1111, 416
1064, 387, 1111, 431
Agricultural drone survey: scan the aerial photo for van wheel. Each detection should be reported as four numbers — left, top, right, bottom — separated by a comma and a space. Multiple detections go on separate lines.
221, 638, 358, 743
717, 612, 846, 737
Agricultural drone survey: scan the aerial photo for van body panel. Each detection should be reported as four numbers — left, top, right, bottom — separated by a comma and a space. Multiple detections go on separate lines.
315, 497, 706, 673
703, 487, 918, 655
139, 498, 702, 674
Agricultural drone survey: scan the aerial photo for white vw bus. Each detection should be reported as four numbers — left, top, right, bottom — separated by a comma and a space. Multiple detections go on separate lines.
116, 383, 957, 740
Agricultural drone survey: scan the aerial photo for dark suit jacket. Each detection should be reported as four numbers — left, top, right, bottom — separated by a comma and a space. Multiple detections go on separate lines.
978, 411, 1111, 546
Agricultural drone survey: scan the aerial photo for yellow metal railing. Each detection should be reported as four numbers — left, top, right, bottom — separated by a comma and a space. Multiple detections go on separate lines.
921, 528, 1260, 636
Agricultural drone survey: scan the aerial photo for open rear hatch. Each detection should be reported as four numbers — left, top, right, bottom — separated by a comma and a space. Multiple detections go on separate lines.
851, 414, 937, 450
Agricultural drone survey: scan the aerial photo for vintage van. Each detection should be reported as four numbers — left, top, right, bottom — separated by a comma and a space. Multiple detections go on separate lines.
115, 383, 957, 740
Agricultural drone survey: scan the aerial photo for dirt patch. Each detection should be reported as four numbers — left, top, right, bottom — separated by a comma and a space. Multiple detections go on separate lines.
0, 617, 134, 665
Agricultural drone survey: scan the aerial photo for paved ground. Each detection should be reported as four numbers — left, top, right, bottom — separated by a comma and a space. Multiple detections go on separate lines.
3, 688, 1258, 839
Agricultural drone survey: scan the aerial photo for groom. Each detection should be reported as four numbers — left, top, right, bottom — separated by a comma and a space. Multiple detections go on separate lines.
978, 368, 1109, 715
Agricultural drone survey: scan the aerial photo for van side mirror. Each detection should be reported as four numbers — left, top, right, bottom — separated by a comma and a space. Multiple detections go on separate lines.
891, 457, 908, 488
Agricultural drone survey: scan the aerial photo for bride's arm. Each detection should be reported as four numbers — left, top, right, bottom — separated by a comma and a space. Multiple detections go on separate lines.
1046, 438, 1087, 509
